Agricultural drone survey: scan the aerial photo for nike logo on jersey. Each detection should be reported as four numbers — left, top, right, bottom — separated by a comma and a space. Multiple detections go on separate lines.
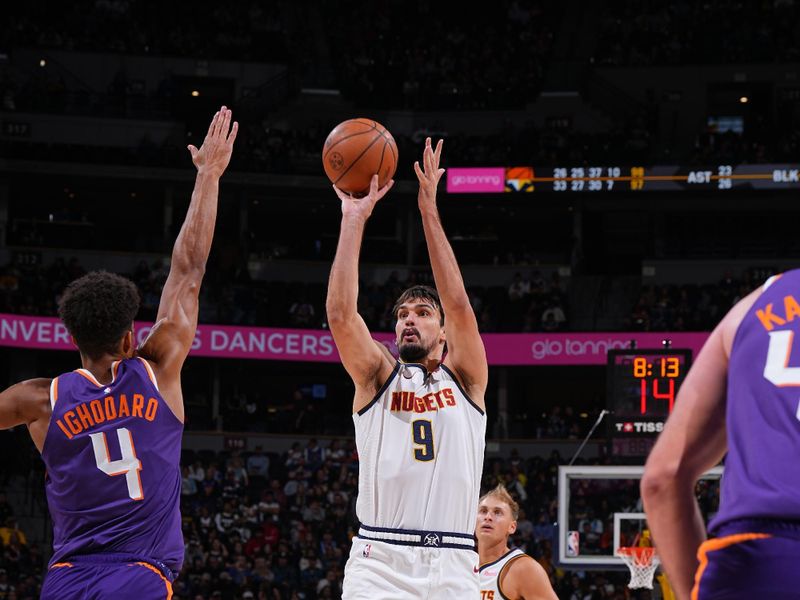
390, 389, 456, 413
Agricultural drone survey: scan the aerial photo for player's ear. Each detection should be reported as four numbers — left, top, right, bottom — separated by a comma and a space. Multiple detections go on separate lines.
508, 521, 517, 535
122, 329, 134, 356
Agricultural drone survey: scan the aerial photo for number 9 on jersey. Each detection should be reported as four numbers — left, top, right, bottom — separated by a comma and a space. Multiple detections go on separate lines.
412, 419, 435, 462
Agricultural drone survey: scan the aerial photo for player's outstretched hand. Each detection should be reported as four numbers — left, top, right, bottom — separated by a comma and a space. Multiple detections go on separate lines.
334, 174, 394, 222
414, 137, 445, 211
188, 106, 239, 177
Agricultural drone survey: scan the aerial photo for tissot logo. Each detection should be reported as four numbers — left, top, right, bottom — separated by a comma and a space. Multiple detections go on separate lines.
615, 421, 665, 433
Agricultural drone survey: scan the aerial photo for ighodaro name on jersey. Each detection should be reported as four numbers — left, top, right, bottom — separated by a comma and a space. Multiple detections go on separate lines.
55, 393, 161, 440
390, 389, 457, 413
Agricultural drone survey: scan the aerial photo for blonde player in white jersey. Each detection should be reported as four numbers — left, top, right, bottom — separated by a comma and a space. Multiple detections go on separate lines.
327, 138, 487, 599
477, 485, 558, 600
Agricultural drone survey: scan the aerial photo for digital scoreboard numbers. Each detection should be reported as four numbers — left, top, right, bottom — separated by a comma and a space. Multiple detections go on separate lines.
606, 349, 692, 459
446, 164, 800, 194
553, 167, 621, 191
549, 165, 797, 192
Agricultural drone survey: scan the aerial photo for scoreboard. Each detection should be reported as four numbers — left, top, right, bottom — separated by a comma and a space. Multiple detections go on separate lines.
446, 164, 800, 194
606, 348, 692, 459
547, 164, 795, 192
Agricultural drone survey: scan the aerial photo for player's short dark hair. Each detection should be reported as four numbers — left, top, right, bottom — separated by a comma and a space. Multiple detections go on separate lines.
392, 285, 444, 325
58, 271, 140, 359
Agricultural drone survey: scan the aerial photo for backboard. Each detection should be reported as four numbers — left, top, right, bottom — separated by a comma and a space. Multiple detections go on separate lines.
557, 465, 723, 569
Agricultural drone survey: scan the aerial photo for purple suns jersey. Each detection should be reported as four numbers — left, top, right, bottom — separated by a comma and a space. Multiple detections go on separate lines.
710, 271, 800, 534
42, 357, 184, 573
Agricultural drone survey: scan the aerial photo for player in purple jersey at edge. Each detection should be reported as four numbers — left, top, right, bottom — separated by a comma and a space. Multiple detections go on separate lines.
0, 106, 237, 599
642, 270, 800, 599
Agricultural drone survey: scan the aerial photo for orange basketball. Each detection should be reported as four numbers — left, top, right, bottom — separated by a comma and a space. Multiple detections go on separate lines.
322, 118, 398, 195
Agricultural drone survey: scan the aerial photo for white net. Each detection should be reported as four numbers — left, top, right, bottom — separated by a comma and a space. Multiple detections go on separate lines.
617, 547, 660, 589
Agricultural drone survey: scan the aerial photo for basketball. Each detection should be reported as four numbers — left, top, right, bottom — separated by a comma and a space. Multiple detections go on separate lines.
322, 118, 398, 195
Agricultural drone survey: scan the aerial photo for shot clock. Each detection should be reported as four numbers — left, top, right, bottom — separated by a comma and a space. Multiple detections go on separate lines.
606, 348, 692, 459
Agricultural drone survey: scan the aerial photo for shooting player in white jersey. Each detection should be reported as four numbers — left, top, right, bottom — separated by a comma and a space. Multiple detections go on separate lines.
327, 138, 488, 599
477, 485, 558, 600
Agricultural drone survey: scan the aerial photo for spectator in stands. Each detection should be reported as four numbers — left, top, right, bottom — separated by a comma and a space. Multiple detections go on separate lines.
289, 295, 316, 327
303, 438, 326, 471
302, 499, 326, 523
285, 442, 303, 469
181, 466, 198, 498
0, 519, 25, 547
541, 300, 567, 331
247, 446, 270, 487
534, 512, 555, 543
516, 508, 535, 542
0, 569, 12, 598
508, 272, 531, 302
187, 460, 205, 485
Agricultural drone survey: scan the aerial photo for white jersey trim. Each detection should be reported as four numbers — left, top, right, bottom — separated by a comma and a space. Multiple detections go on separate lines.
49, 377, 58, 410
763, 274, 781, 291
480, 548, 528, 600
479, 547, 523, 572
75, 368, 102, 387
356, 362, 401, 416
136, 357, 160, 392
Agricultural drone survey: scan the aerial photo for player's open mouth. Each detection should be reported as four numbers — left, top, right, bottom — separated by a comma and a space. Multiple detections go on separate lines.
480, 524, 493, 531
402, 329, 418, 340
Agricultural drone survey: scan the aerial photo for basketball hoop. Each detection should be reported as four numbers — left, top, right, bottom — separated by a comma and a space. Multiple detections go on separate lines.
617, 546, 660, 589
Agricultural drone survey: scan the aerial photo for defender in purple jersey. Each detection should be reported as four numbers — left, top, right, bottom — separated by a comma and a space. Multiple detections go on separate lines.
0, 107, 238, 599
642, 271, 800, 599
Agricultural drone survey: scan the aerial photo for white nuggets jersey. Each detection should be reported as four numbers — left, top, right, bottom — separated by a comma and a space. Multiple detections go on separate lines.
354, 362, 486, 534
479, 548, 526, 599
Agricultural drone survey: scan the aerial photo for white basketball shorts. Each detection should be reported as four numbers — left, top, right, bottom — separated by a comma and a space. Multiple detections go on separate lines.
343, 536, 479, 599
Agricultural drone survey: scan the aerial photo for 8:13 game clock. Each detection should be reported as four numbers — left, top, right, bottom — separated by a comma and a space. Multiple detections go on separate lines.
606, 348, 692, 459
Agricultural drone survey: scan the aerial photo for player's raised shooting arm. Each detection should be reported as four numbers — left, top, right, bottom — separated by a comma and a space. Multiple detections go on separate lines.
641, 288, 759, 599
326, 176, 395, 393
138, 107, 237, 383
415, 138, 488, 405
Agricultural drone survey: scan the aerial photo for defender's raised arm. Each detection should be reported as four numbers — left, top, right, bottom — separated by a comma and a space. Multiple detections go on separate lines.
138, 106, 238, 420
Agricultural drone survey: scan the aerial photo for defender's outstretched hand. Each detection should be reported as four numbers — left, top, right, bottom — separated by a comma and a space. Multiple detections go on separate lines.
334, 174, 394, 221
414, 137, 445, 209
188, 106, 239, 176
